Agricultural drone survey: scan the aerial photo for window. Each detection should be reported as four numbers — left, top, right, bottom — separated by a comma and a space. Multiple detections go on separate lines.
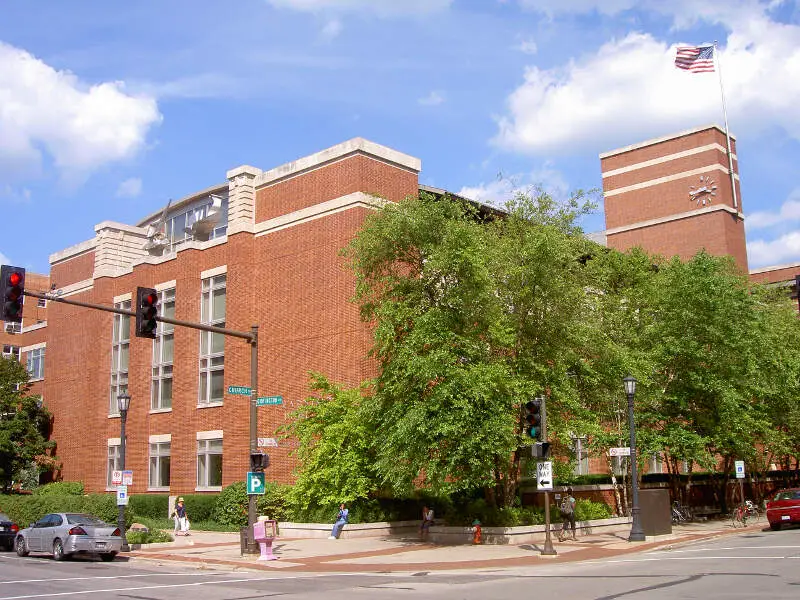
166, 195, 228, 248
4, 321, 21, 334
149, 440, 171, 489
571, 436, 589, 476
110, 301, 131, 415
197, 438, 223, 488
649, 453, 664, 474
106, 442, 121, 488
26, 347, 45, 380
2, 345, 20, 361
199, 274, 225, 405
151, 289, 175, 411
37, 298, 47, 308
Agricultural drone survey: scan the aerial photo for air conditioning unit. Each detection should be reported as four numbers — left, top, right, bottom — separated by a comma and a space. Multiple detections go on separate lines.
5, 323, 18, 334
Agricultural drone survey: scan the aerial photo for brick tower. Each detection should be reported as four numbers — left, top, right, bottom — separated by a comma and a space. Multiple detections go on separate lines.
600, 125, 747, 271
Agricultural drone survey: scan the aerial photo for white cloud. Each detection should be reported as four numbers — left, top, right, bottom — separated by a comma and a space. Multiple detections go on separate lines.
0, 185, 32, 204
748, 230, 800, 267
116, 177, 143, 198
266, 0, 452, 15
493, 5, 800, 155
418, 90, 445, 106
459, 162, 570, 206
515, 38, 538, 55
0, 251, 10, 266
320, 18, 343, 40
746, 189, 800, 230
0, 42, 161, 183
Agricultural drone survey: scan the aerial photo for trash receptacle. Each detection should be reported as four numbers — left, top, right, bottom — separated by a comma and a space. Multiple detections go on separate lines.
639, 488, 672, 536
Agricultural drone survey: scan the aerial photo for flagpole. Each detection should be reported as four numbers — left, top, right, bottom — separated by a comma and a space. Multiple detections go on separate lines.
714, 40, 738, 210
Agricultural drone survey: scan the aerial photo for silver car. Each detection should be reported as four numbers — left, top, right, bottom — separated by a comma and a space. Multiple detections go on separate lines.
15, 513, 122, 561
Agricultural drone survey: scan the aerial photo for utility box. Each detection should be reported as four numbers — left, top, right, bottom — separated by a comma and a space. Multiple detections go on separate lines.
639, 488, 672, 536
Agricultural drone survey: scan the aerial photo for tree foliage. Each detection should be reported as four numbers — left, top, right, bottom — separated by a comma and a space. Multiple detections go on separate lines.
0, 356, 56, 492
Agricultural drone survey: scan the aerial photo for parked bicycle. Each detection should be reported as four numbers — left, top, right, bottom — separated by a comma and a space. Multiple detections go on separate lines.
730, 500, 761, 527
671, 501, 693, 524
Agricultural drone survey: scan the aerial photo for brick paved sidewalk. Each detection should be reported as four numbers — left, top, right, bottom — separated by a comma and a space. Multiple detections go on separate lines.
127, 519, 766, 573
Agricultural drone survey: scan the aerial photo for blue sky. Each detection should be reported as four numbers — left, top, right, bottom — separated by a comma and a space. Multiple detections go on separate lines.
1, 0, 799, 274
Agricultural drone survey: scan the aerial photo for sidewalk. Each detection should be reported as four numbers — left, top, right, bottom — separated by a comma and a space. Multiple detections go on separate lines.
127, 518, 766, 573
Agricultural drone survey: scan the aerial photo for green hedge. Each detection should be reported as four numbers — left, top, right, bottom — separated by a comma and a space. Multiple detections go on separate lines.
0, 494, 121, 527
33, 482, 84, 496
129, 494, 170, 519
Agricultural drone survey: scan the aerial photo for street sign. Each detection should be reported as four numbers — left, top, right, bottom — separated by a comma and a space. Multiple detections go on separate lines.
256, 396, 283, 406
228, 385, 252, 396
609, 447, 631, 457
258, 437, 279, 448
735, 460, 745, 479
116, 485, 129, 506
111, 470, 123, 485
247, 471, 266, 495
122, 470, 133, 485
537, 461, 553, 491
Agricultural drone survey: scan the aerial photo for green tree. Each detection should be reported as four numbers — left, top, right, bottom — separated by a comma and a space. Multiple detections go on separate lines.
0, 356, 56, 492
344, 189, 598, 507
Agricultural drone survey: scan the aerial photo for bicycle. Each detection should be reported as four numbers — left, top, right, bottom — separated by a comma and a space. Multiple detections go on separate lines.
671, 501, 693, 524
730, 500, 761, 527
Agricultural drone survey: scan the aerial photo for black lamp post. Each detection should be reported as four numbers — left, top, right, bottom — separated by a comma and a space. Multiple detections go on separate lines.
117, 393, 131, 552
623, 375, 645, 542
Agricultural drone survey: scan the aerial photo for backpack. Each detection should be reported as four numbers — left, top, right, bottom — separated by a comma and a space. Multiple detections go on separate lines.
559, 496, 574, 517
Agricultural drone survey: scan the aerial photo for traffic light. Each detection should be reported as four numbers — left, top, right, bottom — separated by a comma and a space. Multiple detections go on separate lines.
524, 397, 543, 440
135, 287, 159, 338
1, 265, 26, 323
250, 452, 269, 472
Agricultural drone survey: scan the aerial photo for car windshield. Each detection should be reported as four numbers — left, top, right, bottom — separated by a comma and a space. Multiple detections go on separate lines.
0, 513, 10, 521
66, 514, 107, 526
773, 491, 800, 501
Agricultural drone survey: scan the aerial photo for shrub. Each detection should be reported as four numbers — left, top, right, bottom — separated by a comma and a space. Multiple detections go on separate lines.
33, 482, 84, 496
183, 494, 217, 522
126, 529, 173, 544
129, 494, 170, 520
575, 498, 613, 521
212, 482, 248, 527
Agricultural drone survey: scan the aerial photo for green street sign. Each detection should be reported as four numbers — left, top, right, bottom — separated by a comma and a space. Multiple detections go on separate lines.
228, 385, 252, 396
256, 395, 283, 406
247, 471, 266, 495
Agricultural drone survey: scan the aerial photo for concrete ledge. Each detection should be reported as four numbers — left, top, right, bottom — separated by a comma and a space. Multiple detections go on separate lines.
431, 517, 633, 545
278, 520, 420, 539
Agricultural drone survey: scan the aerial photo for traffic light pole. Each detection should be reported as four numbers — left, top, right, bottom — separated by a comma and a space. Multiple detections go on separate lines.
23, 289, 261, 548
540, 395, 557, 556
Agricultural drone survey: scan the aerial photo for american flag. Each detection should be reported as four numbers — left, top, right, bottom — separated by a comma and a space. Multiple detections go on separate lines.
674, 45, 715, 73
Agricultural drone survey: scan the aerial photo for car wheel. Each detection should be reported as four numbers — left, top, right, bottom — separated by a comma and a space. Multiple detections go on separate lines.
770, 522, 781, 531
100, 552, 117, 562
15, 537, 29, 557
53, 539, 67, 561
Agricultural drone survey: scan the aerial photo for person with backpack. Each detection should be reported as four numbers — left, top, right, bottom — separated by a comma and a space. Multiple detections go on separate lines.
557, 487, 577, 541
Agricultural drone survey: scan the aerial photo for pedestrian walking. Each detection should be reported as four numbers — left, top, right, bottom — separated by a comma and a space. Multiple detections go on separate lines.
557, 487, 577, 541
172, 497, 190, 536
329, 503, 349, 539
420, 505, 435, 540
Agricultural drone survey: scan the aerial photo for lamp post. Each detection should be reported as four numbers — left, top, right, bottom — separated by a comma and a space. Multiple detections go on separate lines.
623, 375, 645, 541
117, 393, 131, 552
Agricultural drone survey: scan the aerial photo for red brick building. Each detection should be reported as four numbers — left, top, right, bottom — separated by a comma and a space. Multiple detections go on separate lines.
4, 127, 799, 494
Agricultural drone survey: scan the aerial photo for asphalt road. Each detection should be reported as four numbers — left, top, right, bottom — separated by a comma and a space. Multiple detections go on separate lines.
0, 527, 798, 599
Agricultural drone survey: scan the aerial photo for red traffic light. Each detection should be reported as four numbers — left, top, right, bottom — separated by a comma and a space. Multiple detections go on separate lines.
135, 286, 159, 338
8, 271, 22, 287
1, 265, 26, 323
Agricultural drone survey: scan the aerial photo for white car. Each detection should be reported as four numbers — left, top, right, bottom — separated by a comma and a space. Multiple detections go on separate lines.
15, 513, 123, 561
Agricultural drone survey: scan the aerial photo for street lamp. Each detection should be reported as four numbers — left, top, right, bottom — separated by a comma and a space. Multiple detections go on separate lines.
623, 375, 645, 541
117, 393, 131, 552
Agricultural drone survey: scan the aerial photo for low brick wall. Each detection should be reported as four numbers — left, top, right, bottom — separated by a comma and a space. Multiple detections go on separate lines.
278, 517, 632, 544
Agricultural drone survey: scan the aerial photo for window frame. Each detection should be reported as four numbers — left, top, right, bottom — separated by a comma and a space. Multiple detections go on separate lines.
110, 300, 131, 415
25, 347, 45, 381
106, 442, 121, 490
196, 437, 223, 490
148, 439, 171, 490
198, 274, 226, 407
151, 288, 175, 412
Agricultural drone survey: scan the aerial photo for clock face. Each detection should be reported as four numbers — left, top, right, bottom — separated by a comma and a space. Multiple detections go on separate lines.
689, 175, 717, 206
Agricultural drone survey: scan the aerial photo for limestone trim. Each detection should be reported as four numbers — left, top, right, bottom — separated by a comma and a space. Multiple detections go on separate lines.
600, 124, 736, 158
94, 222, 150, 279
113, 292, 132, 303
604, 164, 740, 198
20, 321, 47, 334
253, 137, 421, 189
107, 438, 121, 446
605, 204, 744, 236
54, 278, 93, 298
602, 144, 737, 178
749, 261, 800, 275
197, 430, 223, 440
200, 265, 227, 279
149, 433, 172, 443
254, 191, 389, 239
155, 280, 177, 291
49, 238, 96, 266
20, 341, 46, 353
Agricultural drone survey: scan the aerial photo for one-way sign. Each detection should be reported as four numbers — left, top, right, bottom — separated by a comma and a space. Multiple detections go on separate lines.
537, 461, 553, 491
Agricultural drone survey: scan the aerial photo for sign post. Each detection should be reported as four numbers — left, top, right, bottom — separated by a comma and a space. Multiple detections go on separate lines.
116, 485, 129, 506
735, 460, 746, 504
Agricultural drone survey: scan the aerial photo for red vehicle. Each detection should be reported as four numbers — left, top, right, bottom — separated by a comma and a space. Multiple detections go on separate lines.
766, 488, 800, 530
